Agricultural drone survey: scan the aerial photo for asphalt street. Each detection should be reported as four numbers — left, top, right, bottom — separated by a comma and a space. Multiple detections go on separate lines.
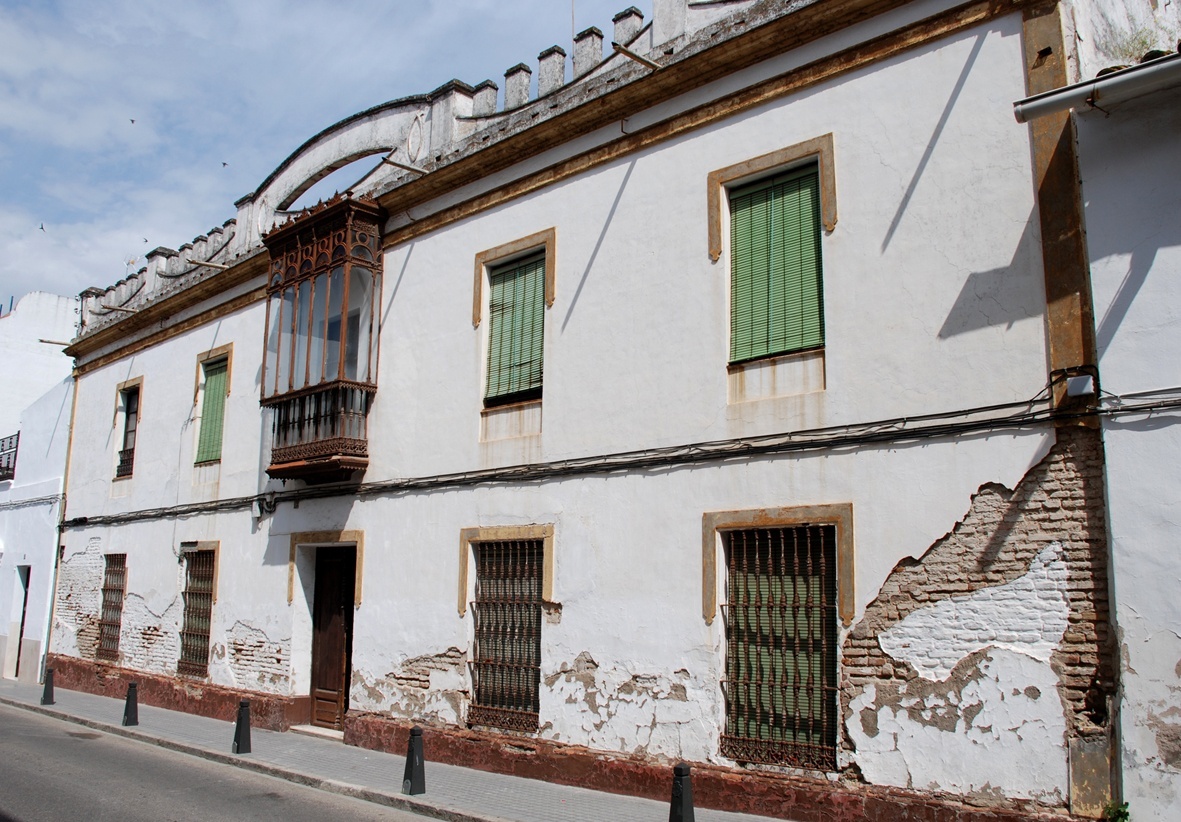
0, 703, 432, 822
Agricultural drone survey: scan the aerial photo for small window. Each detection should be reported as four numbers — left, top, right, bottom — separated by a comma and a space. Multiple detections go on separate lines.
116, 386, 140, 478
178, 548, 216, 677
469, 539, 544, 733
0, 433, 18, 482
195, 359, 228, 464
96, 554, 127, 662
485, 253, 546, 407
721, 525, 838, 771
729, 165, 824, 364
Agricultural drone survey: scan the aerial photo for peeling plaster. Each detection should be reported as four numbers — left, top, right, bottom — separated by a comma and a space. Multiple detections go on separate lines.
848, 544, 1071, 804
218, 621, 291, 694
542, 652, 709, 762
351, 647, 467, 725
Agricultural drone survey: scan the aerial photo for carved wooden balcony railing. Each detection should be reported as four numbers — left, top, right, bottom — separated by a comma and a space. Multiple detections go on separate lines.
263, 380, 374, 482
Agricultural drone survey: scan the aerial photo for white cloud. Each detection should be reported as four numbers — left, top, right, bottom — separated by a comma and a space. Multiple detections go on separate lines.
0, 0, 652, 304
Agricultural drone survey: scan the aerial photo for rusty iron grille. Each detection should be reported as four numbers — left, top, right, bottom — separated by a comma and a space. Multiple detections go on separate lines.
96, 554, 127, 662
178, 550, 215, 677
469, 540, 543, 733
721, 525, 838, 771
0, 432, 17, 481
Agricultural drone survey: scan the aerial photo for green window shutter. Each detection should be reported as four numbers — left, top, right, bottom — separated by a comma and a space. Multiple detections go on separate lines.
729, 165, 824, 363
195, 360, 227, 463
486, 253, 545, 403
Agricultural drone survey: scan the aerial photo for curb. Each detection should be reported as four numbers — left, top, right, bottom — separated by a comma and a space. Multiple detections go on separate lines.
0, 694, 516, 822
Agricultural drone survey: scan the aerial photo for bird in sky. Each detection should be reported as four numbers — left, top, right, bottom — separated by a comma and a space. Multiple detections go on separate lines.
143, 238, 149, 243
39, 223, 45, 232
222, 162, 228, 167
130, 118, 135, 124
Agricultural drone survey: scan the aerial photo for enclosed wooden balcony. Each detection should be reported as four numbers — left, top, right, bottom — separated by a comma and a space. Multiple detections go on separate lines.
261, 196, 383, 483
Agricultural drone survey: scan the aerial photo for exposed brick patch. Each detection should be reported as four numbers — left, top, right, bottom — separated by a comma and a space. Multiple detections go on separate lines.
345, 711, 1092, 822
45, 653, 310, 730
842, 426, 1116, 800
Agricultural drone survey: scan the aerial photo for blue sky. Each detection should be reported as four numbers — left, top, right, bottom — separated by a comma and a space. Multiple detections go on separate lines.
0, 0, 652, 308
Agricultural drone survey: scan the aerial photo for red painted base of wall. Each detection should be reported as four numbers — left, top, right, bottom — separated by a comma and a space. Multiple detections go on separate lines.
44, 654, 310, 731
344, 712, 1086, 822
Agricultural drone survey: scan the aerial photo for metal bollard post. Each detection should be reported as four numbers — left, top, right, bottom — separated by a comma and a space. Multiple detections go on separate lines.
402, 725, 425, 795
122, 682, 138, 727
232, 700, 252, 754
40, 668, 55, 705
669, 762, 695, 822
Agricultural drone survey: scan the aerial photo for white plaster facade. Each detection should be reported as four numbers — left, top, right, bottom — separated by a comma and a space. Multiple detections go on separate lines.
0, 378, 73, 683
50, 1, 1139, 818
1076, 71, 1181, 821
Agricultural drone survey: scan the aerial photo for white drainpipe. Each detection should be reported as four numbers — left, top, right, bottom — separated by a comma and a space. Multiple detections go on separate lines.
1013, 52, 1181, 123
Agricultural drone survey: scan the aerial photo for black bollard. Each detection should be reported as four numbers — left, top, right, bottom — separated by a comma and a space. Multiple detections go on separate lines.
402, 726, 425, 795
122, 682, 138, 727
232, 700, 252, 754
669, 762, 695, 822
40, 668, 55, 705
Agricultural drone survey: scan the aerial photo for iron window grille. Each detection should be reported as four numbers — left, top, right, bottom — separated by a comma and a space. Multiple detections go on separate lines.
469, 539, 543, 733
116, 387, 139, 478
720, 525, 838, 771
178, 549, 215, 677
0, 433, 17, 482
96, 554, 127, 662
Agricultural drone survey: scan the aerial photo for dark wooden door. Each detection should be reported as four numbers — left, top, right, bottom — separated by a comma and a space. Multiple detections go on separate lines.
311, 549, 355, 729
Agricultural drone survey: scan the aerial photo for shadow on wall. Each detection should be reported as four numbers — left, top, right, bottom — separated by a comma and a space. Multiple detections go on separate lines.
937, 211, 1044, 339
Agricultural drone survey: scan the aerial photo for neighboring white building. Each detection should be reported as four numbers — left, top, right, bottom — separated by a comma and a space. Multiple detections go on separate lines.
0, 292, 75, 435
47, 2, 1147, 819
1042, 50, 1181, 822
0, 292, 75, 684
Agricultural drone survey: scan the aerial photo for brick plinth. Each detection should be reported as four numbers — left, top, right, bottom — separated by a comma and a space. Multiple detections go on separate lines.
344, 711, 1087, 822
44, 653, 310, 730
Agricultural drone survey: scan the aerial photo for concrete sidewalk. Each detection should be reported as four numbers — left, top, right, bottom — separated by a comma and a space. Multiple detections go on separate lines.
0, 679, 788, 822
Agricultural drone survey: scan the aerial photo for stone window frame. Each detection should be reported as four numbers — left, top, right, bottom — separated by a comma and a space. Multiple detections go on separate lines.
701, 503, 854, 628
192, 343, 233, 465
113, 376, 144, 480
456, 524, 556, 616
706, 134, 837, 265
286, 529, 365, 608
471, 228, 556, 329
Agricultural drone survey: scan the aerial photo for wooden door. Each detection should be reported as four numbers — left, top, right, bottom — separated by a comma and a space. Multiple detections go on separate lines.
311, 549, 355, 729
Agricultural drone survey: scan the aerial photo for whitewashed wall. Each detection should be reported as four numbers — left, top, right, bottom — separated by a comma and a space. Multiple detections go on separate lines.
0, 292, 75, 436
0, 378, 73, 682
55, 3, 1084, 807
1078, 84, 1181, 822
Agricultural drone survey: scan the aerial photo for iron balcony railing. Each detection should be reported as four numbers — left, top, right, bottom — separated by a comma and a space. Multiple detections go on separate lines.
115, 447, 135, 478
0, 433, 17, 482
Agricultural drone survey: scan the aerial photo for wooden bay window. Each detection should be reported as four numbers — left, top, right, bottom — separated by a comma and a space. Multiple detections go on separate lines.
261, 196, 383, 482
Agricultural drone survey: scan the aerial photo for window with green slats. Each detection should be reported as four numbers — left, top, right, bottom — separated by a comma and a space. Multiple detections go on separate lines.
485, 252, 545, 406
195, 360, 227, 464
729, 164, 824, 364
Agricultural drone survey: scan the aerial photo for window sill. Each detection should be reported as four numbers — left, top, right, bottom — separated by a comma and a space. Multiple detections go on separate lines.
480, 399, 542, 442
728, 348, 825, 404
